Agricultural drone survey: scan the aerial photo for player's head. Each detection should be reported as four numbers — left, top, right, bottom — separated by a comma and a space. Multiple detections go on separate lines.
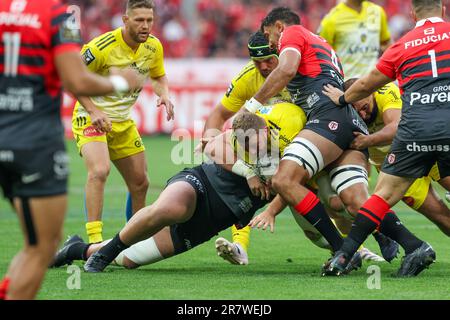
344, 78, 376, 124
248, 31, 279, 78
232, 112, 269, 162
123, 0, 155, 43
411, 0, 444, 21
260, 7, 301, 51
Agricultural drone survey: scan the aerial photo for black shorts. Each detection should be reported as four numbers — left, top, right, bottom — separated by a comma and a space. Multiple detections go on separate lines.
167, 166, 240, 255
306, 104, 369, 151
0, 140, 69, 199
382, 138, 450, 179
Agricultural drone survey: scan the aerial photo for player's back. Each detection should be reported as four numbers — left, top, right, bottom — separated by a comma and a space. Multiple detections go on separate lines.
377, 18, 450, 141
279, 25, 345, 116
0, 0, 79, 148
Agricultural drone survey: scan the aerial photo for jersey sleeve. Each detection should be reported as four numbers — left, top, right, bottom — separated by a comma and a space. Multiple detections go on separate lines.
220, 76, 250, 113
317, 14, 335, 47
376, 83, 402, 113
149, 39, 166, 79
51, 2, 82, 56
376, 44, 399, 79
80, 43, 105, 73
379, 7, 391, 43
278, 27, 305, 56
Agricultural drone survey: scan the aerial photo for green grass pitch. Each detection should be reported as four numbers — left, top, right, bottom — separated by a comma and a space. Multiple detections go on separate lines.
0, 136, 449, 300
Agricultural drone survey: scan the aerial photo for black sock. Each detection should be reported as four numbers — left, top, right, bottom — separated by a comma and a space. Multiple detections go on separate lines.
302, 202, 343, 252
342, 214, 378, 256
97, 234, 129, 263
372, 231, 390, 247
67, 242, 90, 261
379, 212, 424, 254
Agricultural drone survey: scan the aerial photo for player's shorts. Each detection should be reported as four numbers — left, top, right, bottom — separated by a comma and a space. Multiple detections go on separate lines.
305, 104, 369, 151
166, 166, 240, 254
382, 138, 450, 179
72, 116, 145, 161
400, 164, 439, 210
0, 139, 68, 199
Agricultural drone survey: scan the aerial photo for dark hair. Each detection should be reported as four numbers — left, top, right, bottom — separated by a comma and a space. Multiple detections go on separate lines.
344, 78, 359, 91
127, 0, 155, 11
247, 31, 278, 58
412, 0, 442, 13
261, 7, 301, 29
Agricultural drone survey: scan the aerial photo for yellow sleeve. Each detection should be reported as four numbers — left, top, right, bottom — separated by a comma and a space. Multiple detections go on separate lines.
220, 70, 254, 113
376, 83, 402, 112
379, 7, 391, 43
81, 42, 105, 73
149, 39, 166, 79
318, 13, 335, 47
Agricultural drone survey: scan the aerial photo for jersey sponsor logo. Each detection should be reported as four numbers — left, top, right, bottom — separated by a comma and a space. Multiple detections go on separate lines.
306, 92, 320, 109
387, 153, 395, 164
0, 88, 33, 112
82, 48, 95, 66
185, 174, 204, 194
83, 126, 105, 137
144, 44, 156, 53
352, 119, 369, 135
328, 121, 339, 131
0, 0, 41, 28
238, 197, 253, 213
406, 142, 450, 152
404, 31, 450, 49
410, 90, 450, 106
0, 150, 14, 162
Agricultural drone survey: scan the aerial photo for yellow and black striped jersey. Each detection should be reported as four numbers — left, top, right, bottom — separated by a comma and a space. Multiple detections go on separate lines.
73, 27, 165, 122
221, 61, 292, 113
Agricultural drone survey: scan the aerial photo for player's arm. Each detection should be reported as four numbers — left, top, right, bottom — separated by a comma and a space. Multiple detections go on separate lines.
246, 50, 300, 110
323, 68, 393, 105
351, 108, 400, 150
248, 195, 287, 233
151, 74, 175, 121
200, 103, 236, 150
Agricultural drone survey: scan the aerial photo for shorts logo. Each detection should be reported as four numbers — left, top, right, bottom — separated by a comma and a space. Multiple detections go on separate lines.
328, 121, 339, 131
135, 139, 142, 148
387, 153, 396, 164
83, 126, 105, 137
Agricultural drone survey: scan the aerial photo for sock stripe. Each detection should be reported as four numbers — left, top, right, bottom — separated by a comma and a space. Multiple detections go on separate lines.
358, 210, 381, 225
294, 192, 319, 216
359, 207, 382, 223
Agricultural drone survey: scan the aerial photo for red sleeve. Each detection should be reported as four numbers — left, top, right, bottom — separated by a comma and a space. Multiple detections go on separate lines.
278, 26, 305, 56
376, 44, 399, 79
50, 2, 81, 56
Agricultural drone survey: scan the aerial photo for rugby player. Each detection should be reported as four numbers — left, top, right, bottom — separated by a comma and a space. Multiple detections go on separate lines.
318, 0, 391, 79
200, 31, 291, 264
0, 0, 139, 299
72, 0, 175, 244
241, 7, 380, 259
345, 79, 450, 236
322, 0, 449, 276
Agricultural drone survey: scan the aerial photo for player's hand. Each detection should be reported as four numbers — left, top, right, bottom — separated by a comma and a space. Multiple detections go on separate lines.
157, 95, 175, 121
322, 84, 344, 106
350, 131, 373, 150
88, 108, 112, 133
248, 209, 276, 233
194, 137, 213, 154
247, 176, 270, 200
110, 67, 142, 91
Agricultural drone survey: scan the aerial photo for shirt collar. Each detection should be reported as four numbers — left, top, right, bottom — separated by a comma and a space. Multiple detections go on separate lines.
415, 17, 444, 28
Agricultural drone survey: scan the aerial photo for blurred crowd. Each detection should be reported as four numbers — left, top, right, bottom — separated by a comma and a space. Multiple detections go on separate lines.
66, 0, 426, 58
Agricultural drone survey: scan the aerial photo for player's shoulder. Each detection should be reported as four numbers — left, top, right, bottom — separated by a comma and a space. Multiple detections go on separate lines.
323, 2, 346, 20
233, 61, 259, 83
86, 28, 120, 52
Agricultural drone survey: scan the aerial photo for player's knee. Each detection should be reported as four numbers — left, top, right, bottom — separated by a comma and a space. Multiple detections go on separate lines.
122, 257, 140, 269
271, 172, 293, 195
88, 165, 110, 183
328, 195, 344, 212
129, 175, 149, 194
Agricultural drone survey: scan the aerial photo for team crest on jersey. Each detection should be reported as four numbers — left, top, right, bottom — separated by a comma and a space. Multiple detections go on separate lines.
82, 49, 96, 66
328, 121, 339, 131
387, 153, 396, 164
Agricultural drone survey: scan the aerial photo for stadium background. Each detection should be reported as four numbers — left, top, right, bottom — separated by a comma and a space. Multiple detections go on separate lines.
1, 0, 449, 300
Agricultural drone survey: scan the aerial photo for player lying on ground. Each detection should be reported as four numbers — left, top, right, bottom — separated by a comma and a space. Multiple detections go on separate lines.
344, 79, 450, 236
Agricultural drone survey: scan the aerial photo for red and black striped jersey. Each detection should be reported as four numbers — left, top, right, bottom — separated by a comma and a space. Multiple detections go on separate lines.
0, 0, 81, 149
278, 25, 345, 117
377, 17, 450, 141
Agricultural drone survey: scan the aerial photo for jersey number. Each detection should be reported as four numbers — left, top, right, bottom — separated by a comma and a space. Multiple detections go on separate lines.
3, 32, 21, 77
428, 50, 438, 78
